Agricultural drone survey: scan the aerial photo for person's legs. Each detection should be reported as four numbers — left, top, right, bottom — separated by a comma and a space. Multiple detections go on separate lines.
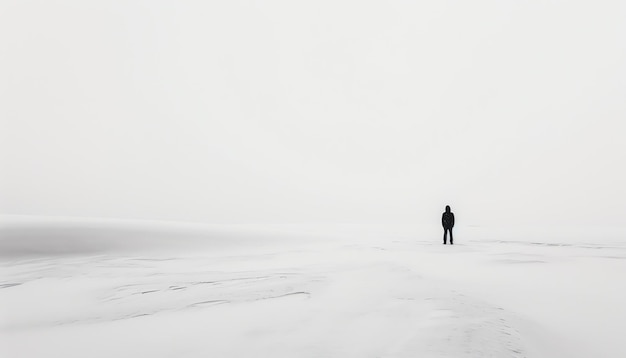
443, 228, 448, 244
450, 228, 453, 245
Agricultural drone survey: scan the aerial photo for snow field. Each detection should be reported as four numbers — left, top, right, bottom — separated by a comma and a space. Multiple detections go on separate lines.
1, 223, 626, 357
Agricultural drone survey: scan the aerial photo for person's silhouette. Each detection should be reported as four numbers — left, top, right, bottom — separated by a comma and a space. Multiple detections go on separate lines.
442, 205, 455, 245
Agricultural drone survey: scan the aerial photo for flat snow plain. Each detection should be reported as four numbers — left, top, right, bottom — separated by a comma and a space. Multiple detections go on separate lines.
1, 218, 626, 357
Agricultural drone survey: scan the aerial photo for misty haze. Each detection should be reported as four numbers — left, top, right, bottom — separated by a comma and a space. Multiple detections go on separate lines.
1, 1, 625, 357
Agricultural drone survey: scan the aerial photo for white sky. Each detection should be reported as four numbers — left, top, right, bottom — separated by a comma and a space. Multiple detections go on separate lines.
1, 0, 625, 226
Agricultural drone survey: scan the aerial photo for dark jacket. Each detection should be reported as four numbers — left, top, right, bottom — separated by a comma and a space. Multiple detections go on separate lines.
442, 211, 455, 229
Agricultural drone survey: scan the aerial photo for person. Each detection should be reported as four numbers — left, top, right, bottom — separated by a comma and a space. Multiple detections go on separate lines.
442, 205, 455, 245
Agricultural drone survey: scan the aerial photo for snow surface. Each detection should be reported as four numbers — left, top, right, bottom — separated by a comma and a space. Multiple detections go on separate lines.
1, 218, 626, 357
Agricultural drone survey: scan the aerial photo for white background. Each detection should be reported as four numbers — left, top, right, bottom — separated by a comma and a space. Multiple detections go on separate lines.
1, 0, 625, 226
